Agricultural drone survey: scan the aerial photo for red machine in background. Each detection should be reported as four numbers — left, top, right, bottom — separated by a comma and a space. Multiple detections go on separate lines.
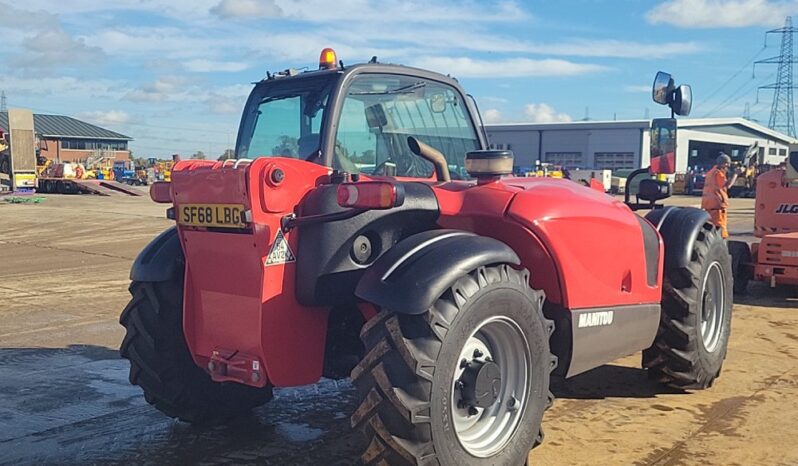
730, 149, 798, 291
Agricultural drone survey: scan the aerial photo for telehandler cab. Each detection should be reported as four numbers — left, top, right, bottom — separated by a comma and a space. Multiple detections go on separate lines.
121, 53, 732, 465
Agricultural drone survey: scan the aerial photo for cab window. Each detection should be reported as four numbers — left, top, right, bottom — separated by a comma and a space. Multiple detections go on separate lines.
237, 76, 333, 159
333, 74, 480, 179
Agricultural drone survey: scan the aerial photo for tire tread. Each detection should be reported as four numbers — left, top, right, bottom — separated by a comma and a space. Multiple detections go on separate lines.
643, 223, 733, 389
352, 265, 555, 465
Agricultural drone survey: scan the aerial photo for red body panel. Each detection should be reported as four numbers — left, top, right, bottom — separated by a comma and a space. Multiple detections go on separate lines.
433, 181, 565, 304
434, 177, 663, 309
504, 177, 662, 309
171, 159, 664, 388
172, 158, 332, 388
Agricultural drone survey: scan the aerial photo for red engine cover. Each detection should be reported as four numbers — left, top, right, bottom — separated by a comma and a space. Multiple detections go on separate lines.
434, 177, 663, 309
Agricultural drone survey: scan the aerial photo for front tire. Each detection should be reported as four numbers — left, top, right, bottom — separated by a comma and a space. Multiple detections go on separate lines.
643, 222, 733, 389
119, 263, 272, 422
351, 265, 556, 465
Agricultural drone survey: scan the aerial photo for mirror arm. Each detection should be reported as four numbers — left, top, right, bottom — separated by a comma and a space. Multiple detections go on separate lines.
624, 167, 651, 206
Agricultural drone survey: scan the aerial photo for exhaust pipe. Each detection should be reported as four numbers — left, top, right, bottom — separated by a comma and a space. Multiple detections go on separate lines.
407, 137, 451, 182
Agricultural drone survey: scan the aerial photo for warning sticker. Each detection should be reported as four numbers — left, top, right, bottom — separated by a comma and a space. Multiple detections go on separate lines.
265, 230, 296, 266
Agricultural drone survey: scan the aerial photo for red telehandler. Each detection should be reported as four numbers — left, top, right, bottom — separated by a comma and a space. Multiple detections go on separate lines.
120, 53, 732, 465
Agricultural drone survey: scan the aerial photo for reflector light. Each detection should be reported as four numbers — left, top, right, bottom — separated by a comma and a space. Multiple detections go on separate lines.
319, 48, 337, 70
337, 181, 404, 209
150, 181, 172, 203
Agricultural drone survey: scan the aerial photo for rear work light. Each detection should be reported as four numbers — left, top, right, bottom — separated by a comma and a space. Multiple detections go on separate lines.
149, 181, 171, 203
337, 181, 405, 210
319, 48, 337, 70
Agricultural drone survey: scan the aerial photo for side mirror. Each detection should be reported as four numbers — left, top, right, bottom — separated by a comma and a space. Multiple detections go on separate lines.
652, 72, 675, 105
365, 104, 388, 129
652, 72, 692, 117
673, 85, 692, 116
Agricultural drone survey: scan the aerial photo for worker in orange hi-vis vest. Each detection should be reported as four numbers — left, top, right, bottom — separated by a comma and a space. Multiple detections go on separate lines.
701, 153, 738, 238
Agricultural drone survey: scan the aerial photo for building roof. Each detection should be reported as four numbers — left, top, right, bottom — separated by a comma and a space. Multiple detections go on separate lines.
677, 117, 797, 145
487, 119, 650, 132
0, 112, 132, 141
486, 117, 797, 145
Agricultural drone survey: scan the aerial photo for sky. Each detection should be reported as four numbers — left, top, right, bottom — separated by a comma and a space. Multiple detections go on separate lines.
1, 0, 797, 158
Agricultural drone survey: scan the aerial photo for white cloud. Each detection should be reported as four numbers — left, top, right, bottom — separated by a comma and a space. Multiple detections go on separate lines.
276, 0, 529, 24
15, 29, 105, 69
309, 22, 702, 59
412, 56, 608, 78
77, 110, 131, 125
0, 2, 105, 73
207, 96, 243, 114
183, 59, 251, 73
210, 0, 283, 18
646, 0, 796, 28
124, 77, 194, 102
85, 28, 224, 61
625, 85, 653, 93
531, 39, 704, 58
522, 103, 572, 123
483, 109, 504, 123
480, 96, 509, 106
0, 76, 122, 100
0, 1, 58, 30
206, 84, 251, 114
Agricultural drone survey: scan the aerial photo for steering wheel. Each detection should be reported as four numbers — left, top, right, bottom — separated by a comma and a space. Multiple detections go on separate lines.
398, 152, 431, 178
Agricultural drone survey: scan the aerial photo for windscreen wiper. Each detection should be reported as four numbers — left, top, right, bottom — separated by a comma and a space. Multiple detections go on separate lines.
350, 82, 426, 96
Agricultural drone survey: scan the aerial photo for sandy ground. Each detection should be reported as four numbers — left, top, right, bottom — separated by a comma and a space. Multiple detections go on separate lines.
0, 192, 796, 465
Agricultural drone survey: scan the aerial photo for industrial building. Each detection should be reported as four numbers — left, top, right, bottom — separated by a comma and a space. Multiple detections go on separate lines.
0, 112, 132, 163
486, 118, 796, 173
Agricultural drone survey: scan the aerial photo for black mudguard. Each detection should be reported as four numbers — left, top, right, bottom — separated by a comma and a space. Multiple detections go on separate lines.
355, 230, 520, 315
129, 227, 184, 283
645, 206, 711, 271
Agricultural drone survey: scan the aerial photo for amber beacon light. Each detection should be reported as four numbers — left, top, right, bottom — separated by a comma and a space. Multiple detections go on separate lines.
319, 48, 338, 70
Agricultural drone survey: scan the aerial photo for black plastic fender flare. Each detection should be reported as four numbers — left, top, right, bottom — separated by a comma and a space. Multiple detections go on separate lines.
130, 226, 184, 282
355, 229, 520, 315
644, 206, 711, 271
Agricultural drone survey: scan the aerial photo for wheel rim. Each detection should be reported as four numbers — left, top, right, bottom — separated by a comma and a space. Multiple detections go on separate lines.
450, 316, 531, 458
700, 261, 725, 353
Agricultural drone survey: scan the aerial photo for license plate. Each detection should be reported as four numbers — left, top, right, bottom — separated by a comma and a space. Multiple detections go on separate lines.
178, 204, 247, 228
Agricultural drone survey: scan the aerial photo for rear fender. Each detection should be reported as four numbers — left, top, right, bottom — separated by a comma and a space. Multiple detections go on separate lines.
355, 230, 520, 314
645, 206, 710, 271
130, 227, 183, 282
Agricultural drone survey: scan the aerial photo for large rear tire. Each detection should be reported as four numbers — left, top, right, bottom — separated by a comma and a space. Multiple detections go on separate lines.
643, 222, 733, 389
351, 265, 556, 466
119, 263, 272, 422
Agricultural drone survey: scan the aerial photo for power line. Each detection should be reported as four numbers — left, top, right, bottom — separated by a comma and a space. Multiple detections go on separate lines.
701, 70, 775, 117
696, 46, 767, 108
